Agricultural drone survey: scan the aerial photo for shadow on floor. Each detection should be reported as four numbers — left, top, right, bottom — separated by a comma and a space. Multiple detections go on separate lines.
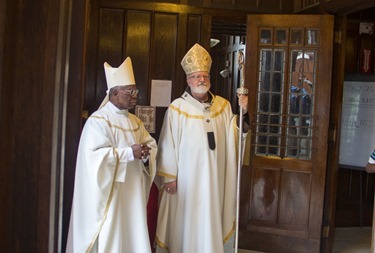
332, 227, 371, 253
238, 227, 372, 253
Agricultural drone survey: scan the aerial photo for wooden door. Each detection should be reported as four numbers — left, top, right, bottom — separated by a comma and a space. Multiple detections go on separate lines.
240, 15, 334, 253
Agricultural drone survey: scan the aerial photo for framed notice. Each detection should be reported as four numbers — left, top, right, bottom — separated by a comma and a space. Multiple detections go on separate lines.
135, 106, 156, 133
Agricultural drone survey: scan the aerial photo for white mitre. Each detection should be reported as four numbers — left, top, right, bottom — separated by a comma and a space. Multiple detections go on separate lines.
99, 57, 136, 109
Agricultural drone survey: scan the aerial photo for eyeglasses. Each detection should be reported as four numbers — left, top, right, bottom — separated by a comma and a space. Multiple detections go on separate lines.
188, 75, 210, 81
119, 89, 139, 96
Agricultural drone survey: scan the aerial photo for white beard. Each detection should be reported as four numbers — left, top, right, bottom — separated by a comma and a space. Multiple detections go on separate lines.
191, 84, 210, 94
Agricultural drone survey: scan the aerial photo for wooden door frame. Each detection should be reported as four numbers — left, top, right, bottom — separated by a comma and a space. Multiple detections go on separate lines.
320, 15, 347, 253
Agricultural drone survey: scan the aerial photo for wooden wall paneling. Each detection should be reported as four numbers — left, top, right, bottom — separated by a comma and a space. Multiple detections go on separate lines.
162, 0, 180, 3
280, 0, 293, 13
109, 0, 291, 13
294, 0, 375, 14
0, 0, 69, 251
211, 0, 233, 4
39, 0, 69, 251
125, 10, 152, 106
321, 0, 375, 15
11, 0, 50, 251
152, 13, 178, 81
140, 0, 180, 3
209, 36, 226, 98
174, 13, 201, 99
217, 36, 245, 113
0, 0, 12, 251
236, 0, 259, 9
0, 0, 4, 92
345, 36, 360, 73
199, 0, 286, 13
186, 14, 202, 52
227, 47, 235, 106
61, 0, 89, 250
174, 13, 203, 99
201, 14, 212, 50
80, 0, 99, 120
259, 0, 283, 12
187, 0, 202, 5
94, 8, 126, 112
231, 36, 240, 112
151, 12, 178, 140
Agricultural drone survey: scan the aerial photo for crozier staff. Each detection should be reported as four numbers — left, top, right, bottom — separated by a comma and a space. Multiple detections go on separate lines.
155, 43, 249, 253
66, 57, 157, 253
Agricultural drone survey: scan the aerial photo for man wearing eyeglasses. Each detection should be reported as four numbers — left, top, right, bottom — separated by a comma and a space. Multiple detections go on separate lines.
66, 57, 157, 253
155, 43, 249, 253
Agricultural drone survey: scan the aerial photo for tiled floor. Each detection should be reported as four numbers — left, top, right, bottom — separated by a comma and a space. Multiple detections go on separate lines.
238, 227, 372, 253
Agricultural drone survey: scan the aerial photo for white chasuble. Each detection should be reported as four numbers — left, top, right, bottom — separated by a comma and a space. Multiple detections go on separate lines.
156, 91, 246, 253
66, 102, 157, 253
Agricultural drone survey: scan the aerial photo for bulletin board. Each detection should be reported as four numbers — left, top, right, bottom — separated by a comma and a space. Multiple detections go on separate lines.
339, 74, 375, 169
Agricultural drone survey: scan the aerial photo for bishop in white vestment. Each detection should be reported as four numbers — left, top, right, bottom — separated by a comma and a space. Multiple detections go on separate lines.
155, 44, 249, 253
66, 57, 157, 253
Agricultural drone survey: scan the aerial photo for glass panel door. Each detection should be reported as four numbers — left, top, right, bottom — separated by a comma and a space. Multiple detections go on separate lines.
255, 27, 319, 159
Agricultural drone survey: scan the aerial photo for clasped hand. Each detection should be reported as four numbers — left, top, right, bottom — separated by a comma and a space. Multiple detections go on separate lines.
238, 94, 248, 114
131, 143, 151, 160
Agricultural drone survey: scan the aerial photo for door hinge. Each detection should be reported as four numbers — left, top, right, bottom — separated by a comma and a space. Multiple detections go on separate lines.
334, 30, 342, 45
322, 225, 330, 238
82, 110, 89, 119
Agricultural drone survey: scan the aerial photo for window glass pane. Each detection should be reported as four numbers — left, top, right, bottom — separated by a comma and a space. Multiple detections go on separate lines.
275, 29, 287, 45
260, 72, 271, 92
274, 50, 284, 71
256, 48, 285, 157
272, 72, 282, 92
306, 29, 318, 45
290, 29, 303, 45
270, 94, 281, 113
259, 93, 270, 112
255, 114, 281, 156
260, 49, 272, 71
287, 49, 316, 159
255, 27, 319, 160
260, 28, 272, 44
270, 115, 281, 133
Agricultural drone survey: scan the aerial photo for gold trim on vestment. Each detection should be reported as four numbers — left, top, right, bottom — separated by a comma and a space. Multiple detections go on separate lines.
91, 115, 141, 132
169, 99, 229, 119
155, 235, 169, 250
157, 171, 177, 179
223, 221, 236, 243
85, 148, 120, 253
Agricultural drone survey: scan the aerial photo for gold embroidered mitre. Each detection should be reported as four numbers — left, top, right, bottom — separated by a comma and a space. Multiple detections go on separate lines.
181, 43, 212, 75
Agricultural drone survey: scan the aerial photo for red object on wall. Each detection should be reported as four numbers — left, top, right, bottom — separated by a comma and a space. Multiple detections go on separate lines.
360, 48, 374, 73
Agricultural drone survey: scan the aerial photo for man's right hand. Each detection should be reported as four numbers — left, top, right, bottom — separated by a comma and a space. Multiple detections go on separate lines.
131, 143, 151, 159
164, 180, 177, 194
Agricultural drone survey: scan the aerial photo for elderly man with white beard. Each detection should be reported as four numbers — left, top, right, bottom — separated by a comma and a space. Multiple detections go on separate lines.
155, 43, 249, 253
